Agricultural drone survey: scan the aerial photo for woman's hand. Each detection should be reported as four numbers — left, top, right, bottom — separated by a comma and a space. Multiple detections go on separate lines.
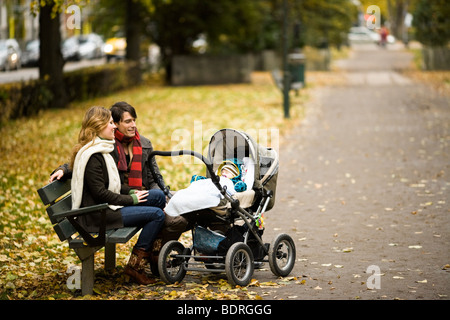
134, 190, 149, 203
49, 169, 64, 182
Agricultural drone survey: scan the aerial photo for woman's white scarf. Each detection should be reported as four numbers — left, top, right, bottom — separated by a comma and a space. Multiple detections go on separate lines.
71, 137, 122, 211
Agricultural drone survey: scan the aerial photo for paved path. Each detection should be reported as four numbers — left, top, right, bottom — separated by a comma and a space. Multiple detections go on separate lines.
254, 43, 450, 300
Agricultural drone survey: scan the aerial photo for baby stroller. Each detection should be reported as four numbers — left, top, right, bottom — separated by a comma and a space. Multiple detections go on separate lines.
149, 128, 296, 286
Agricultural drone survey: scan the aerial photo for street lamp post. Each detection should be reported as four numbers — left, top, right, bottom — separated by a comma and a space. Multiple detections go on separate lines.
282, 0, 290, 118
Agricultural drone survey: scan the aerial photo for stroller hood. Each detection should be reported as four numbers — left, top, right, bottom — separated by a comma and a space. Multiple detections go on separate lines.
206, 129, 278, 209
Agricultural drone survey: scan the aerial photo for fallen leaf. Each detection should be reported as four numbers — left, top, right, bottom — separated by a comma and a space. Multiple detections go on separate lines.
410, 183, 425, 188
248, 279, 260, 287
416, 279, 427, 284
260, 281, 279, 287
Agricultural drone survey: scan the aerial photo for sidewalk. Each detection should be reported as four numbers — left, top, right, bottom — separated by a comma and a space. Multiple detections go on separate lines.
255, 43, 450, 300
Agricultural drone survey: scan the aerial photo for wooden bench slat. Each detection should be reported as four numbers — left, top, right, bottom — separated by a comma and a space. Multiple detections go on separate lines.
37, 179, 71, 205
53, 218, 77, 241
47, 194, 72, 224
108, 227, 140, 243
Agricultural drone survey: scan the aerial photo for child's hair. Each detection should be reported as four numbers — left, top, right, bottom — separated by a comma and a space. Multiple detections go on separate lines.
69, 106, 111, 169
218, 161, 240, 178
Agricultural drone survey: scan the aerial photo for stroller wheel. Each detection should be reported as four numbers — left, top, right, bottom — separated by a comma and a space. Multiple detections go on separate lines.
269, 233, 296, 277
158, 240, 187, 284
225, 242, 254, 287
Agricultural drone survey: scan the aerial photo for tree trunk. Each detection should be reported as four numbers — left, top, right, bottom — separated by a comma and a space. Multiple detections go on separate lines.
387, 0, 408, 40
125, 0, 142, 85
39, 1, 68, 109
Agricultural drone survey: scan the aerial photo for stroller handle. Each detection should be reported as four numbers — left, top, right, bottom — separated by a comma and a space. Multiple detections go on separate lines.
149, 150, 222, 195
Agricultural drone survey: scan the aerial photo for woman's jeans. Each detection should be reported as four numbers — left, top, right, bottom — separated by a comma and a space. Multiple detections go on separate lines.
121, 189, 166, 251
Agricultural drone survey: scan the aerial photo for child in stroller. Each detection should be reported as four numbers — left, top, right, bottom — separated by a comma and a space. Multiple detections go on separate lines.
164, 157, 253, 218
149, 129, 296, 286
191, 158, 249, 192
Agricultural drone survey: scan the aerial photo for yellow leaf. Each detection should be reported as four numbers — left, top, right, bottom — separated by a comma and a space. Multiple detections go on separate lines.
260, 281, 279, 287
249, 279, 260, 286
416, 279, 427, 284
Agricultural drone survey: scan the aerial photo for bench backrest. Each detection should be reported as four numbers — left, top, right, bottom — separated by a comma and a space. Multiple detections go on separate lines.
37, 179, 77, 242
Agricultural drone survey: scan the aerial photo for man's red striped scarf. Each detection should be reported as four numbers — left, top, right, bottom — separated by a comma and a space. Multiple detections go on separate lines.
115, 129, 143, 190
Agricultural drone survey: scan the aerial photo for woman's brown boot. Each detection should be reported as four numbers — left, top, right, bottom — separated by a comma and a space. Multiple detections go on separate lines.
124, 247, 157, 285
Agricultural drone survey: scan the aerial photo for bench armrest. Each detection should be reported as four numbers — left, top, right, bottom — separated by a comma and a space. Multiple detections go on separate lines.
54, 203, 109, 247
53, 203, 109, 220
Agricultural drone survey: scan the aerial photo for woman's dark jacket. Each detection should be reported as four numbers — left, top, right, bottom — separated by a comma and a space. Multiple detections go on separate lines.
77, 153, 133, 232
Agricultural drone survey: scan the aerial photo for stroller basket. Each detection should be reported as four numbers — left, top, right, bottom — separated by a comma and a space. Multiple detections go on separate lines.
193, 226, 226, 255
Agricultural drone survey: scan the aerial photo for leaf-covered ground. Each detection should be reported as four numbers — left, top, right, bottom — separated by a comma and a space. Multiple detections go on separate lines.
0, 72, 305, 300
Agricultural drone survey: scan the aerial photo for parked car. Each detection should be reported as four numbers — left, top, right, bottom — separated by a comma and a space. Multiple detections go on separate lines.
103, 37, 126, 62
348, 26, 380, 44
22, 39, 40, 67
347, 26, 396, 45
78, 33, 104, 60
0, 39, 21, 71
62, 36, 81, 61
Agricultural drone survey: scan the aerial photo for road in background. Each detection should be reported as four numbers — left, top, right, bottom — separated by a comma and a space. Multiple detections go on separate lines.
251, 42, 450, 300
0, 58, 106, 84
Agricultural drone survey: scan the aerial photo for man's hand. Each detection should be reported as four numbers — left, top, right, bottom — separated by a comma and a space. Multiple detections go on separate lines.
134, 190, 150, 203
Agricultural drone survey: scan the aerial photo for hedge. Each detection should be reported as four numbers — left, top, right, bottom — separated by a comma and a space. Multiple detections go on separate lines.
0, 62, 141, 124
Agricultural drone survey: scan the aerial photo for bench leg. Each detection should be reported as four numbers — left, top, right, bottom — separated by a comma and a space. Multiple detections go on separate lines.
81, 254, 94, 296
105, 243, 116, 271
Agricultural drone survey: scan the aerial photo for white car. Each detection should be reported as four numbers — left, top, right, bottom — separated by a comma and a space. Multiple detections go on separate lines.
348, 26, 380, 43
0, 39, 21, 71
22, 39, 40, 67
78, 33, 104, 60
348, 26, 395, 45
62, 36, 81, 61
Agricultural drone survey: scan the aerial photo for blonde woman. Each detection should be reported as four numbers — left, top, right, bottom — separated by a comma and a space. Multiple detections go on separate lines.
70, 106, 165, 285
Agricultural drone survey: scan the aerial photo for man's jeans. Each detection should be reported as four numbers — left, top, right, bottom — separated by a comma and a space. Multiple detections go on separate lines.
121, 189, 166, 251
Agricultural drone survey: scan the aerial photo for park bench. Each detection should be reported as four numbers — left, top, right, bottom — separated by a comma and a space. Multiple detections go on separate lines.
37, 179, 140, 296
